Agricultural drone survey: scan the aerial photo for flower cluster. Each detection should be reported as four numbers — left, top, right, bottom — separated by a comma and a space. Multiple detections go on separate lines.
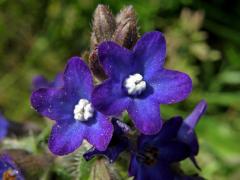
84, 100, 207, 180
30, 30, 207, 179
31, 31, 192, 154
0, 4, 210, 180
30, 5, 207, 179
128, 100, 207, 180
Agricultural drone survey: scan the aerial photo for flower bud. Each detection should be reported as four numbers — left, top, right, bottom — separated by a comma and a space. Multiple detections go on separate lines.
90, 32, 98, 50
113, 5, 138, 49
89, 49, 107, 81
92, 4, 116, 45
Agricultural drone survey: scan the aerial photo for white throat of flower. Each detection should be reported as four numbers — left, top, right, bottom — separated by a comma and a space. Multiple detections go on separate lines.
124, 73, 146, 95
74, 99, 94, 121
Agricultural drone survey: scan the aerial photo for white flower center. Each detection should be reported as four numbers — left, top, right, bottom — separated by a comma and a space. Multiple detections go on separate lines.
124, 73, 146, 95
74, 99, 94, 121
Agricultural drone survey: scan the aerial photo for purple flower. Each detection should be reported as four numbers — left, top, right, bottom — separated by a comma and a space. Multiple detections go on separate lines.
0, 113, 8, 141
0, 154, 24, 180
31, 57, 113, 155
129, 100, 207, 180
92, 31, 192, 135
83, 118, 130, 163
32, 73, 64, 90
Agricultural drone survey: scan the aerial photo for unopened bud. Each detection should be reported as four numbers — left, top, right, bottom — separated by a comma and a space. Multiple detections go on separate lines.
89, 49, 107, 81
92, 4, 116, 45
90, 32, 98, 50
113, 5, 138, 49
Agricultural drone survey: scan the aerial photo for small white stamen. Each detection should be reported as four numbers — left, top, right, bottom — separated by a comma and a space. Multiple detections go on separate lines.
74, 99, 94, 121
124, 73, 146, 95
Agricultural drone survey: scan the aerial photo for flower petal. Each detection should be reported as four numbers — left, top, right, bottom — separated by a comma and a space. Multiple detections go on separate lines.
0, 114, 8, 140
31, 88, 73, 121
129, 155, 174, 180
84, 112, 113, 151
48, 121, 85, 155
92, 79, 130, 115
159, 141, 190, 163
147, 69, 192, 104
64, 57, 93, 100
156, 117, 183, 141
137, 163, 174, 180
32, 76, 49, 90
127, 98, 162, 135
180, 100, 207, 130
32, 73, 63, 90
128, 154, 139, 177
98, 41, 134, 80
83, 119, 129, 163
133, 31, 166, 76
52, 73, 64, 88
138, 117, 182, 149
178, 100, 207, 155
83, 140, 128, 163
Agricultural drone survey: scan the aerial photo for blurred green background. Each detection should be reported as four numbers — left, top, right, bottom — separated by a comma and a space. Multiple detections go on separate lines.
0, 0, 239, 179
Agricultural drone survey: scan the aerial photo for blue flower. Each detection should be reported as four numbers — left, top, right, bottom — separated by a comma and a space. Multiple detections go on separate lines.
83, 118, 130, 163
129, 100, 207, 180
92, 31, 192, 135
0, 154, 24, 180
31, 57, 113, 155
0, 113, 9, 141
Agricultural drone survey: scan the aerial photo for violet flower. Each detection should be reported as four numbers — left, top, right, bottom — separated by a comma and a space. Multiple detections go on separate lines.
0, 113, 8, 141
129, 100, 207, 180
0, 154, 24, 180
32, 73, 64, 90
31, 57, 113, 155
84, 118, 130, 163
92, 31, 192, 135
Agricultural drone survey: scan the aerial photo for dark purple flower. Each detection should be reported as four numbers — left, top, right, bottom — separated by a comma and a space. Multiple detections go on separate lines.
92, 31, 192, 135
128, 100, 207, 180
32, 73, 64, 90
83, 118, 130, 163
31, 57, 113, 155
0, 154, 24, 180
0, 113, 8, 141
